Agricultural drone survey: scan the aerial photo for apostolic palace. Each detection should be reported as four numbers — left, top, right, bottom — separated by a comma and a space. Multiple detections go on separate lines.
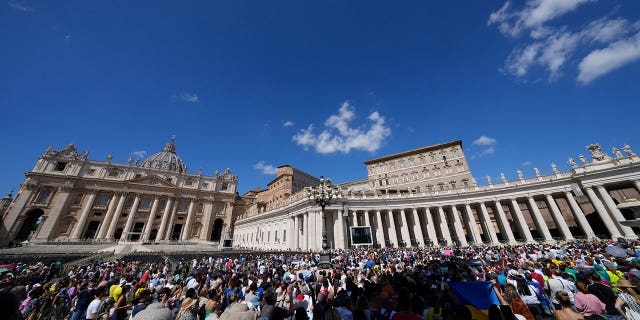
1, 139, 640, 251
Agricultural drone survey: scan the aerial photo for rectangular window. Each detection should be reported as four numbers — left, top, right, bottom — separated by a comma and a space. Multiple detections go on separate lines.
72, 194, 83, 206
178, 201, 188, 212
87, 169, 96, 176
203, 183, 209, 189
221, 183, 228, 191
35, 189, 52, 203
463, 180, 469, 188
124, 197, 134, 209
158, 200, 166, 211
108, 169, 120, 177
216, 204, 225, 215
54, 162, 67, 171
140, 198, 152, 210
96, 194, 110, 207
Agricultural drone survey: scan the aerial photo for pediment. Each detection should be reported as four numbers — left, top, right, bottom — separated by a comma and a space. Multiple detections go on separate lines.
127, 175, 176, 187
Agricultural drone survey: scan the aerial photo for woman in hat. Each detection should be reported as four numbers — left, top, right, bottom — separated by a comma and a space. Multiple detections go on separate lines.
177, 297, 199, 320
615, 279, 640, 320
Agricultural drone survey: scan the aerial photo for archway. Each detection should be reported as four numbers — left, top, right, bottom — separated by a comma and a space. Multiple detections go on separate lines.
15, 209, 44, 241
210, 219, 224, 241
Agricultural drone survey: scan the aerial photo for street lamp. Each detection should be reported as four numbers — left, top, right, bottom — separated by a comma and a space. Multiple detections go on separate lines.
306, 176, 341, 269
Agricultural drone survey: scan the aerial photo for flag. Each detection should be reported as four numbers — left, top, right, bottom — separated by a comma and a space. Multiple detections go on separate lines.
448, 281, 500, 320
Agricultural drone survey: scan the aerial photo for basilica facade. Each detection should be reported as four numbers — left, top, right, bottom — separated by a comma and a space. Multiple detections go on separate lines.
233, 142, 640, 250
0, 139, 238, 246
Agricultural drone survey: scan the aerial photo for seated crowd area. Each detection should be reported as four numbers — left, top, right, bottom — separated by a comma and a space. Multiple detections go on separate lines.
2, 240, 640, 320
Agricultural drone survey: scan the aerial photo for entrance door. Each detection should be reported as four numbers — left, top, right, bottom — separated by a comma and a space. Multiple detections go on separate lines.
210, 219, 224, 241
83, 221, 101, 239
15, 209, 44, 241
131, 222, 144, 241
171, 224, 182, 240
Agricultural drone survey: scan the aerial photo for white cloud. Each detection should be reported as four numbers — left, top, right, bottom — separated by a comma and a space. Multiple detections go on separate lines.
489, 1, 640, 82
283, 120, 294, 127
254, 161, 278, 175
7, 1, 33, 12
132, 150, 147, 158
522, 161, 533, 166
488, 0, 594, 37
472, 135, 497, 146
471, 136, 497, 159
578, 31, 640, 84
173, 92, 199, 103
292, 102, 391, 154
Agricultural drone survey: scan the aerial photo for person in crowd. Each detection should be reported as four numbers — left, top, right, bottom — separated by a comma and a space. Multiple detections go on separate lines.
554, 291, 584, 320
574, 279, 606, 320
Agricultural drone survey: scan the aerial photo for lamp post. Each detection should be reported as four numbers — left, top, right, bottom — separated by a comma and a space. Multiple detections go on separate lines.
306, 176, 341, 269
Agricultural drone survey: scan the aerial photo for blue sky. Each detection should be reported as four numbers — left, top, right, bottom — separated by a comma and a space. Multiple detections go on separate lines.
1, 1, 639, 195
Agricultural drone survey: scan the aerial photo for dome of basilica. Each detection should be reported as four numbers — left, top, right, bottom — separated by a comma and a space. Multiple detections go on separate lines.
140, 138, 187, 173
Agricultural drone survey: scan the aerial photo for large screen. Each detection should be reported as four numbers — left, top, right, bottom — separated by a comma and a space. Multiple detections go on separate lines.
222, 239, 233, 248
350, 226, 373, 245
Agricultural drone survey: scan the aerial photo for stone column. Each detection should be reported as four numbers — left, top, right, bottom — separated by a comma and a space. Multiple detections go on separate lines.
180, 199, 196, 240
288, 216, 295, 248
564, 191, 596, 239
70, 192, 96, 239
450, 206, 468, 246
545, 194, 573, 240
293, 214, 299, 249
0, 187, 34, 244
386, 210, 399, 247
163, 200, 179, 240
597, 185, 636, 238
34, 187, 72, 241
424, 207, 438, 246
375, 210, 385, 248
156, 198, 173, 241
120, 195, 141, 241
585, 187, 622, 238
411, 208, 425, 247
479, 202, 499, 244
399, 209, 411, 246
437, 206, 452, 245
494, 201, 516, 244
463, 204, 482, 244
309, 209, 317, 250
337, 209, 346, 249
199, 201, 214, 241
526, 197, 553, 241
142, 197, 160, 241
509, 199, 534, 242
96, 194, 119, 239
634, 181, 640, 194
105, 193, 127, 240
303, 211, 309, 250
352, 211, 359, 227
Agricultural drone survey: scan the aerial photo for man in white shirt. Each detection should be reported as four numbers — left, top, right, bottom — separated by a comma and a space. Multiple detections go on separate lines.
86, 287, 105, 320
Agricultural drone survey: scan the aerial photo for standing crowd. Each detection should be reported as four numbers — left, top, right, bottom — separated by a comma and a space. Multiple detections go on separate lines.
2, 240, 640, 320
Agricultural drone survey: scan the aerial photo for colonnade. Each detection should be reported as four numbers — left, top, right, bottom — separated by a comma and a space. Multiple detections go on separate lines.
234, 181, 640, 250
64, 191, 228, 242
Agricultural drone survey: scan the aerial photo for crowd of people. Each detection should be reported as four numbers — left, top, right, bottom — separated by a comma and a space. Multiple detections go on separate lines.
2, 239, 640, 320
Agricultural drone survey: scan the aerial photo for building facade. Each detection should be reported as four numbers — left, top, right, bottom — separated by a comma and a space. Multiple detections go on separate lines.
233, 142, 640, 250
0, 139, 238, 245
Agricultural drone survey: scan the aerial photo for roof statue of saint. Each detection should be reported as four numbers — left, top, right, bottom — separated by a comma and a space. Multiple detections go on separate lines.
140, 136, 187, 173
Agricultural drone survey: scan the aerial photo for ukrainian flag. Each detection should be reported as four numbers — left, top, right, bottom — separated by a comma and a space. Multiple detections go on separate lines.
448, 281, 500, 320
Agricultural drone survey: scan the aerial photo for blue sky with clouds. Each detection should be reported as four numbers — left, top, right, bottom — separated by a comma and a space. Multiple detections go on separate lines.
1, 0, 639, 195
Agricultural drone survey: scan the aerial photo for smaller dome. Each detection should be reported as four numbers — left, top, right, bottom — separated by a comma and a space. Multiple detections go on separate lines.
140, 138, 187, 173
